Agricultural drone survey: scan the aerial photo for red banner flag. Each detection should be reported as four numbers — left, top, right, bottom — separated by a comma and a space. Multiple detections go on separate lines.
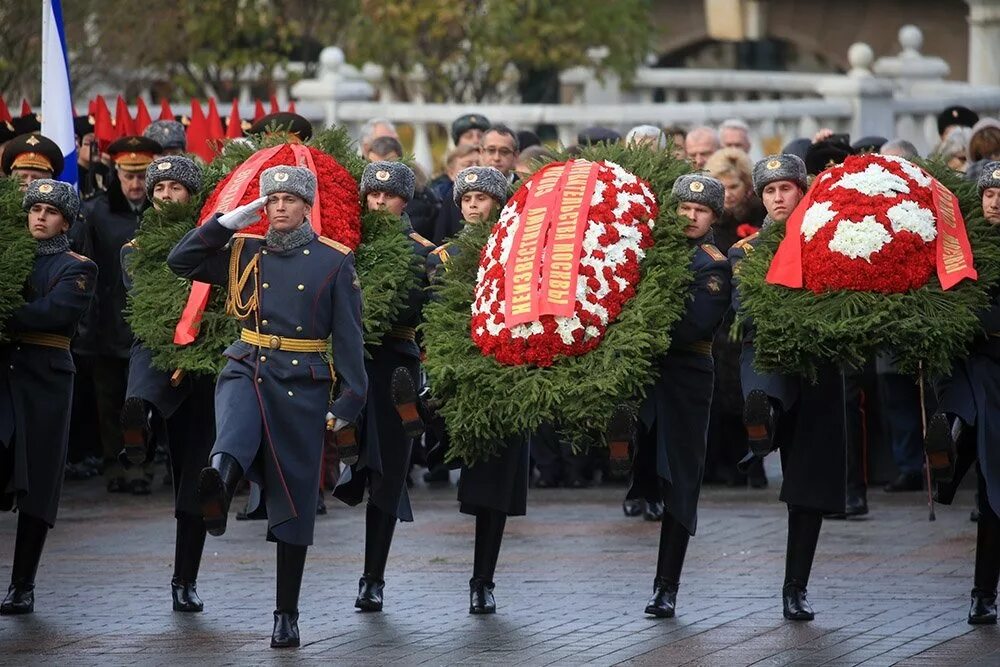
114, 95, 134, 137
186, 99, 213, 162
253, 99, 266, 122
287, 100, 296, 113
20, 99, 32, 117
0, 97, 10, 123
159, 98, 174, 121
134, 98, 152, 134
269, 95, 279, 114
93, 96, 114, 151
225, 99, 243, 139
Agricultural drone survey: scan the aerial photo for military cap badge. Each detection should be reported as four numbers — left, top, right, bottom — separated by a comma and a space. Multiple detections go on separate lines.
464, 173, 479, 184
157, 161, 172, 171
274, 172, 289, 182
375, 170, 391, 181
993, 168, 1000, 179
689, 181, 704, 193
38, 183, 53, 194
766, 159, 782, 170
26, 135, 40, 146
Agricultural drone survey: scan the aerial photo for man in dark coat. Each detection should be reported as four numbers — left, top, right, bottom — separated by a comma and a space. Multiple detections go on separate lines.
119, 155, 215, 613
167, 164, 367, 648
0, 179, 97, 614
427, 166, 527, 616
74, 135, 161, 494
622, 174, 731, 618
729, 154, 847, 622
333, 161, 432, 612
924, 163, 1000, 625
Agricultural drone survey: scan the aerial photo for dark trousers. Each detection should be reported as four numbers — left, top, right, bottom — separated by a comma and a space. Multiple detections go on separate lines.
89, 356, 131, 477
877, 372, 927, 476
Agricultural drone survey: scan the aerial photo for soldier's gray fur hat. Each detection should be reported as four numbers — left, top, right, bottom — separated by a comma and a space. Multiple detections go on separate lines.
672, 174, 724, 217
145, 155, 202, 199
453, 166, 509, 204
143, 120, 187, 151
978, 161, 1000, 196
752, 154, 808, 197
361, 161, 414, 201
259, 165, 316, 205
23, 178, 80, 223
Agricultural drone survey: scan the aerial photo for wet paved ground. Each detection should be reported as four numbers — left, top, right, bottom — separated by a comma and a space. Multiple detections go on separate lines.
2, 465, 999, 666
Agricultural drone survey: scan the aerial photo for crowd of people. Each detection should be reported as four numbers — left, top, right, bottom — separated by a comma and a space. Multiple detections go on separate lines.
1, 100, 999, 648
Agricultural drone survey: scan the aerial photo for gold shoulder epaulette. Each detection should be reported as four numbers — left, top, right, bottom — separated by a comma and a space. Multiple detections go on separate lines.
66, 251, 91, 262
700, 243, 725, 262
233, 232, 265, 240
732, 232, 759, 251
317, 237, 351, 255
408, 231, 435, 248
431, 244, 451, 259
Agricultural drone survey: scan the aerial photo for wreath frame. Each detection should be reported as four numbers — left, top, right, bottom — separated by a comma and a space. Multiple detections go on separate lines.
733, 160, 1000, 378
422, 143, 695, 464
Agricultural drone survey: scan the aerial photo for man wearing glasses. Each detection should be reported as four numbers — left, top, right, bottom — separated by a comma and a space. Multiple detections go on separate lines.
481, 125, 520, 184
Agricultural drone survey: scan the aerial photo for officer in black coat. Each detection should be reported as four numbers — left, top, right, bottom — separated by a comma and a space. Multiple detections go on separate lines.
623, 174, 731, 618
924, 162, 1000, 625
74, 136, 161, 494
167, 164, 367, 648
428, 166, 527, 615
119, 155, 215, 613
729, 154, 847, 622
0, 180, 97, 614
332, 161, 433, 612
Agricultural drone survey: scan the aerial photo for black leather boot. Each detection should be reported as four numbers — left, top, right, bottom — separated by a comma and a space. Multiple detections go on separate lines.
391, 367, 425, 438
1, 513, 48, 615
925, 413, 961, 484
782, 506, 822, 621
271, 541, 307, 648
120, 397, 153, 467
171, 514, 206, 612
198, 453, 243, 537
970, 484, 999, 625
469, 510, 505, 614
743, 389, 776, 457
645, 514, 689, 618
356, 502, 397, 612
622, 498, 643, 517
643, 500, 664, 522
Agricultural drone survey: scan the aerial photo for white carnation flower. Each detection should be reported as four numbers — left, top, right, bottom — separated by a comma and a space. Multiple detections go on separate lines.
880, 155, 932, 187
886, 200, 937, 242
832, 164, 910, 197
801, 201, 838, 241
827, 217, 892, 261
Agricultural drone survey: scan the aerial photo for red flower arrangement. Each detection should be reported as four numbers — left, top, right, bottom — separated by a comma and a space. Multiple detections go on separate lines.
199, 144, 362, 249
797, 154, 938, 293
471, 160, 658, 367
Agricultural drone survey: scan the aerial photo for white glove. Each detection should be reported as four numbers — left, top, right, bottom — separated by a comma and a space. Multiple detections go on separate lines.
218, 195, 267, 230
326, 412, 349, 432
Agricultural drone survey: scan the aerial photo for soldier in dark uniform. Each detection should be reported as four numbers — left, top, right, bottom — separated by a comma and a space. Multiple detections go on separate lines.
729, 154, 847, 621
74, 136, 162, 494
333, 161, 431, 612
119, 155, 215, 612
166, 164, 367, 648
427, 166, 525, 615
1, 132, 64, 191
924, 162, 1000, 625
143, 120, 188, 156
0, 180, 97, 614
620, 174, 731, 618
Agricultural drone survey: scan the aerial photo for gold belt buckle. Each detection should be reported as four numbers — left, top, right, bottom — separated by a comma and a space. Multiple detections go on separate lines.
268, 335, 282, 350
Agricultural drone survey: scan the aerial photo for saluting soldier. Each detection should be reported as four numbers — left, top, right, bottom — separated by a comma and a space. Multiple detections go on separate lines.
923, 162, 1000, 625
729, 154, 847, 621
0, 132, 64, 190
333, 161, 432, 612
618, 174, 731, 618
119, 155, 214, 612
1, 180, 97, 614
75, 135, 162, 495
428, 166, 526, 615
166, 164, 367, 648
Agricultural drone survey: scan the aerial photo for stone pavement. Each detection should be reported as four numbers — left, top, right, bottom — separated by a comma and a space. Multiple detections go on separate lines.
2, 466, 999, 666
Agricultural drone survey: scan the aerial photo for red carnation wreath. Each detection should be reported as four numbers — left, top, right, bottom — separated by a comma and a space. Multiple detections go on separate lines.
796, 154, 939, 293
199, 144, 362, 249
471, 160, 658, 367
